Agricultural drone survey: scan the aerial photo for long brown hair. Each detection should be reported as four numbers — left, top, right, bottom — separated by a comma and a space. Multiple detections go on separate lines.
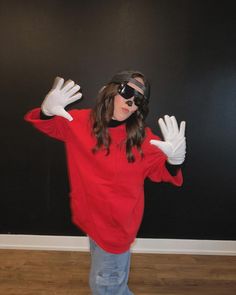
91, 72, 149, 162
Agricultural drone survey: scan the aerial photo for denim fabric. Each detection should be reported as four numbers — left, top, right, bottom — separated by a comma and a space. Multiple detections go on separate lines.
89, 238, 134, 295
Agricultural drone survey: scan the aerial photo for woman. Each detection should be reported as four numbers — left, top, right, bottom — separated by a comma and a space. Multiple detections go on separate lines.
25, 70, 186, 295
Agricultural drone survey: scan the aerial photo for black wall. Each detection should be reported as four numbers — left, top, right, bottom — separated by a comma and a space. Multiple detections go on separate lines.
0, 0, 235, 239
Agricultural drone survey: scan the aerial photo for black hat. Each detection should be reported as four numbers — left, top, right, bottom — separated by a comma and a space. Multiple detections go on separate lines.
109, 70, 150, 100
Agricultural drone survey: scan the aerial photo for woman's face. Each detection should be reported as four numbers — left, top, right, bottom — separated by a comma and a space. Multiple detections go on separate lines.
112, 77, 144, 121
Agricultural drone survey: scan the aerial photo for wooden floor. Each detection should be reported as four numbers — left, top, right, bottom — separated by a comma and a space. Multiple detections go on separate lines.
0, 250, 236, 295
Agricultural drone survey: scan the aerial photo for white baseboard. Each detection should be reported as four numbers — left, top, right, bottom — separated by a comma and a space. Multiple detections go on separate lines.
0, 234, 235, 256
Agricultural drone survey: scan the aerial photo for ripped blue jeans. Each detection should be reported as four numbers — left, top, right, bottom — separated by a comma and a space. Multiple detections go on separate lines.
89, 238, 134, 295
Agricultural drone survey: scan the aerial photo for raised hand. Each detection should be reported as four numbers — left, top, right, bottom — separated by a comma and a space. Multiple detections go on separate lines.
150, 115, 186, 165
41, 77, 82, 121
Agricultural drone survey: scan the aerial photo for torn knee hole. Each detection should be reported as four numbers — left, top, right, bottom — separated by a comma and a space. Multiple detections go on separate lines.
96, 270, 126, 286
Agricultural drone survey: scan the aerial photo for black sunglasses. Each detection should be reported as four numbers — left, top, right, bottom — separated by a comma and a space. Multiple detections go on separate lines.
118, 83, 145, 107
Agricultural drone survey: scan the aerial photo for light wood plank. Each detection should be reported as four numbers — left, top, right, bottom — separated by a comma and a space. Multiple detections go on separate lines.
0, 250, 235, 294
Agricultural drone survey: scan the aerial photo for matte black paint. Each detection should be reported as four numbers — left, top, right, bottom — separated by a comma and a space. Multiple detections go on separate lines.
0, 0, 235, 240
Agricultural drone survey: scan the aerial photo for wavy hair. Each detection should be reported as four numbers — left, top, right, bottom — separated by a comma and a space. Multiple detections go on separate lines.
90, 72, 149, 162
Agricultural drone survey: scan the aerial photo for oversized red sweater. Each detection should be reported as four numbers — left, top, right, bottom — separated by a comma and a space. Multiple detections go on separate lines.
24, 108, 183, 253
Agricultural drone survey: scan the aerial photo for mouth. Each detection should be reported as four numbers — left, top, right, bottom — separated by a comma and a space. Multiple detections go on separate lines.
121, 107, 129, 114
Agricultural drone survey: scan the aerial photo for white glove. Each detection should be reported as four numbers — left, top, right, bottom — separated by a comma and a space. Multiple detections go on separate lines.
41, 77, 82, 121
150, 115, 186, 165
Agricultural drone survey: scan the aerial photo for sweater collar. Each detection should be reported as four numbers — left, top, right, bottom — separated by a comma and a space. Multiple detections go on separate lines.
108, 119, 127, 128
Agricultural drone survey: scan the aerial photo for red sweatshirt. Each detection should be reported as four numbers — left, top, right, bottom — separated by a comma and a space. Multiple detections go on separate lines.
24, 108, 183, 253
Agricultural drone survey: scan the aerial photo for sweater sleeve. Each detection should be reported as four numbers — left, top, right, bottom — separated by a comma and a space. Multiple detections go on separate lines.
24, 107, 72, 142
143, 127, 183, 187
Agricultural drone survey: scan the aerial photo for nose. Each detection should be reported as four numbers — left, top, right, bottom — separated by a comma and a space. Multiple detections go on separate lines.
126, 100, 133, 107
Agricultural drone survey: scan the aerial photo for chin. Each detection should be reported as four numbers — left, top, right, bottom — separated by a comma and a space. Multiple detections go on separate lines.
113, 114, 130, 122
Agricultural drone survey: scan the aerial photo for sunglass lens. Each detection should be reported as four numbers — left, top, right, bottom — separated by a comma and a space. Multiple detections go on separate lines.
119, 84, 145, 106
120, 84, 134, 99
